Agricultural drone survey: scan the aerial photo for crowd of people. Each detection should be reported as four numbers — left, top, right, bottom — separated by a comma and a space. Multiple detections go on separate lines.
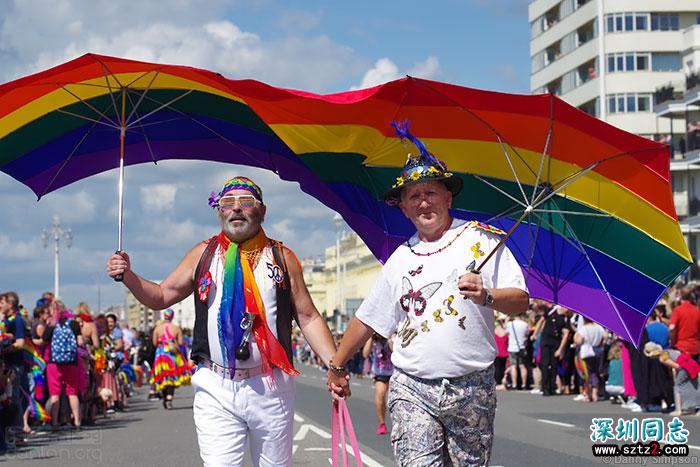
492, 286, 700, 416
0, 290, 192, 453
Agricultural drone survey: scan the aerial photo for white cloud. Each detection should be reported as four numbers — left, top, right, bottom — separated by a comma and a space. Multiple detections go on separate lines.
409, 56, 440, 79
277, 9, 322, 32
140, 183, 177, 213
41, 191, 97, 223
0, 234, 40, 260
0, 1, 363, 92
352, 56, 440, 90
353, 58, 401, 90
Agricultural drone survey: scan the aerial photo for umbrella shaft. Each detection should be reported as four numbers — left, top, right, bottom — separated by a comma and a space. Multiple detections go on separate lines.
475, 208, 531, 273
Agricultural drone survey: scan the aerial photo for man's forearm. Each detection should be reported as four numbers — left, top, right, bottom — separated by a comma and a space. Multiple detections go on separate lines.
122, 270, 168, 310
493, 288, 529, 315
298, 314, 336, 366
333, 317, 375, 367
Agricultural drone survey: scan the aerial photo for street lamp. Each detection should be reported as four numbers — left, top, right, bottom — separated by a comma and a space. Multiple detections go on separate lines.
333, 213, 344, 331
42, 215, 73, 299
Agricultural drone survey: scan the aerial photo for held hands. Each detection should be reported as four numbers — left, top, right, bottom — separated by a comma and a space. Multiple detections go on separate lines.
326, 364, 351, 400
107, 251, 131, 279
457, 272, 486, 305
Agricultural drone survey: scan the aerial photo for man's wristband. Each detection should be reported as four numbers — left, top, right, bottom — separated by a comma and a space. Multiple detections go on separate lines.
328, 361, 346, 373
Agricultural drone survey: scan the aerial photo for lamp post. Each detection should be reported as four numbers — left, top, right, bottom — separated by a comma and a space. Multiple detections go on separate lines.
42, 215, 72, 299
333, 213, 344, 331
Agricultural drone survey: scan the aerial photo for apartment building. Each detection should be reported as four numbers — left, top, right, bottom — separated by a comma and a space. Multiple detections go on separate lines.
530, 0, 699, 136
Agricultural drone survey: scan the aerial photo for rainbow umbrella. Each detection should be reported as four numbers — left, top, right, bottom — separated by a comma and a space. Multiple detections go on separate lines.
0, 54, 690, 343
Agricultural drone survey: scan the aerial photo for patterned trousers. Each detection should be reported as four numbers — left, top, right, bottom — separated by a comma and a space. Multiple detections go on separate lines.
388, 366, 496, 467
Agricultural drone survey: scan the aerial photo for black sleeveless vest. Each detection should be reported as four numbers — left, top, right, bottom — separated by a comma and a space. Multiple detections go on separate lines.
190, 236, 297, 367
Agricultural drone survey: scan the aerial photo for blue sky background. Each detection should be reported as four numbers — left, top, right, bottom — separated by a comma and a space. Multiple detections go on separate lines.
0, 0, 530, 312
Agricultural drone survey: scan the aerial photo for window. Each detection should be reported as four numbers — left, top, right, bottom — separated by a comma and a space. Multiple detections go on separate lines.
636, 54, 649, 71
651, 13, 679, 31
636, 15, 648, 31
606, 52, 651, 72
607, 93, 653, 114
605, 13, 650, 32
652, 53, 681, 72
637, 95, 650, 112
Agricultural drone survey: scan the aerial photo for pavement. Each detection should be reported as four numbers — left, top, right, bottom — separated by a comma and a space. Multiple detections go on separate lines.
3, 365, 700, 466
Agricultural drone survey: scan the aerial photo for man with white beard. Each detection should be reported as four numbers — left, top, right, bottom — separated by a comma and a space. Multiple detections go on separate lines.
107, 176, 337, 467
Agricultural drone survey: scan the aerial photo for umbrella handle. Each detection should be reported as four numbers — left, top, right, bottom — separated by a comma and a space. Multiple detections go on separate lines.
114, 250, 124, 282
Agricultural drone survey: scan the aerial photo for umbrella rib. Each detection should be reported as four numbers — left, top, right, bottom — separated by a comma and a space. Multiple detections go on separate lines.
124, 91, 158, 165
546, 201, 636, 342
409, 77, 538, 179
473, 175, 527, 208
529, 211, 587, 256
532, 160, 602, 209
534, 208, 612, 218
99, 64, 122, 125
59, 85, 119, 128
532, 95, 555, 205
484, 204, 525, 224
95, 57, 126, 89
55, 108, 119, 129
123, 68, 160, 89
525, 211, 544, 283
495, 134, 529, 205
39, 114, 104, 198
130, 91, 268, 168
126, 90, 194, 128
124, 71, 160, 126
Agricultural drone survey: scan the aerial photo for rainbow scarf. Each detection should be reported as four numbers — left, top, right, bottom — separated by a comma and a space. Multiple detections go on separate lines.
21, 387, 50, 422
216, 230, 297, 376
23, 342, 47, 400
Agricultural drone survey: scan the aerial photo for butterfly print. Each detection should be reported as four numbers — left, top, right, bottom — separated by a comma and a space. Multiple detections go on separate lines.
443, 295, 457, 316
421, 321, 430, 332
408, 265, 423, 276
400, 277, 442, 317
433, 309, 444, 323
458, 317, 466, 330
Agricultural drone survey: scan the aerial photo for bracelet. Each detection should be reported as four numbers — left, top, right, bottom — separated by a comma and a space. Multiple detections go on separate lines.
328, 361, 346, 373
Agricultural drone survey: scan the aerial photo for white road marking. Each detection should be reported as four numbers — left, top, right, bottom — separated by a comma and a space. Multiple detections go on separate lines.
689, 444, 700, 451
537, 419, 575, 428
305, 447, 332, 451
294, 413, 305, 422
294, 423, 332, 441
292, 444, 298, 455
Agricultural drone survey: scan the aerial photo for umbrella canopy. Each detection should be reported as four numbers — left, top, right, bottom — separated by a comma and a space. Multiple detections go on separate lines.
0, 54, 691, 343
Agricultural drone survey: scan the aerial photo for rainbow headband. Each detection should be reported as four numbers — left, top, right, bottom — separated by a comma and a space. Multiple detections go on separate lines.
163, 308, 174, 321
208, 177, 263, 208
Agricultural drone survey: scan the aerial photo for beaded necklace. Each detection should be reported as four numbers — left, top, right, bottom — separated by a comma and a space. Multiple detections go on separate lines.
406, 223, 470, 257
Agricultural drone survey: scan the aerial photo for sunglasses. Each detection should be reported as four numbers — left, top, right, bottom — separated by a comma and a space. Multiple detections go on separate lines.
218, 195, 261, 210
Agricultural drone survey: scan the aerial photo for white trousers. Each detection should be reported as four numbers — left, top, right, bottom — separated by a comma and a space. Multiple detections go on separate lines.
191, 367, 296, 467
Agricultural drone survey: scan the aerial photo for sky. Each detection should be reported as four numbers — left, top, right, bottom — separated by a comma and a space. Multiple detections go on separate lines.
0, 0, 531, 312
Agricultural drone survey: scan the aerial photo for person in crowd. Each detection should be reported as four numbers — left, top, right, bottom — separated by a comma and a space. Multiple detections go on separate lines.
327, 123, 529, 466
362, 332, 394, 435
573, 317, 606, 402
505, 312, 529, 390
535, 304, 570, 396
43, 306, 83, 429
644, 342, 699, 416
151, 308, 189, 409
670, 286, 700, 363
646, 307, 670, 349
0, 292, 29, 437
107, 176, 338, 466
494, 315, 509, 390
75, 304, 99, 425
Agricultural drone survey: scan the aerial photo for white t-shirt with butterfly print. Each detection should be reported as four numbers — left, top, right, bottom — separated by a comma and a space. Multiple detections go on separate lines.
355, 218, 528, 379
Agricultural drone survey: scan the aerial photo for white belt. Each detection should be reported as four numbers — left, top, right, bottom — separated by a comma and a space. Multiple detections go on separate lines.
199, 359, 267, 380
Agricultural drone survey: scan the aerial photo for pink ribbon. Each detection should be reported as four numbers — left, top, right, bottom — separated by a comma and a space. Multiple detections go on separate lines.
331, 399, 363, 467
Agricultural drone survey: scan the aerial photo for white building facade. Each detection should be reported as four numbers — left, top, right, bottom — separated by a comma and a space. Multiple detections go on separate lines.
530, 0, 699, 137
